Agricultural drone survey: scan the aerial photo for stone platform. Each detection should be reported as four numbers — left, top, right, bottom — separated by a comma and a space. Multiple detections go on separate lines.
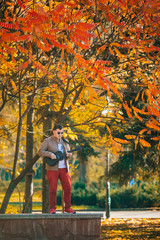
0, 213, 103, 240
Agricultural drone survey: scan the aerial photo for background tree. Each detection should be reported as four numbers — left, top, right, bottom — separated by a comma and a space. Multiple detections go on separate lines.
0, 0, 110, 213
22, 96, 34, 213
0, 0, 159, 214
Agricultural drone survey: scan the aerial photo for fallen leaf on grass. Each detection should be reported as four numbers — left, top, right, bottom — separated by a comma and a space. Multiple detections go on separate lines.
101, 218, 160, 239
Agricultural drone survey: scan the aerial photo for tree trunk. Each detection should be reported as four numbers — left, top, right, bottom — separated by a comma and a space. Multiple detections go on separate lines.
105, 150, 111, 219
42, 162, 50, 213
158, 151, 160, 196
79, 160, 86, 183
0, 113, 23, 213
42, 104, 52, 213
23, 96, 34, 213
0, 154, 39, 213
0, 181, 16, 214
0, 71, 36, 214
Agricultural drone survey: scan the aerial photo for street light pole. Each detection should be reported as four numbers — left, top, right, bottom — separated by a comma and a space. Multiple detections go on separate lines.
106, 150, 111, 218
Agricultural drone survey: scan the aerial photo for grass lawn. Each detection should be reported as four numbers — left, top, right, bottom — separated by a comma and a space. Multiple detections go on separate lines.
1, 191, 160, 239
1, 181, 160, 239
0, 186, 100, 213
101, 218, 160, 239
0, 190, 99, 213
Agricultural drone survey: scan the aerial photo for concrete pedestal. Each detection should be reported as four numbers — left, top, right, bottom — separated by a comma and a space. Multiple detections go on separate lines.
0, 213, 103, 240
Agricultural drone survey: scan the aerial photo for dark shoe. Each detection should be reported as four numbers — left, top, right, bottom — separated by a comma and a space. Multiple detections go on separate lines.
64, 208, 76, 214
50, 208, 56, 214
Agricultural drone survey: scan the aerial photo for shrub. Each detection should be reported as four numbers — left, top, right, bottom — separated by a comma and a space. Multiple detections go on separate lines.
137, 182, 160, 208
96, 182, 160, 209
71, 181, 98, 206
97, 191, 106, 208
111, 186, 138, 208
71, 188, 98, 206
73, 182, 86, 190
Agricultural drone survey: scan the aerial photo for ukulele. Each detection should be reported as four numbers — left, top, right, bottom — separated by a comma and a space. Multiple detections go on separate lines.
44, 147, 81, 166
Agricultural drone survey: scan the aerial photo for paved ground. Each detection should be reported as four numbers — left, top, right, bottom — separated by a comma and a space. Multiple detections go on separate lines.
34, 209, 160, 218
107, 210, 160, 219
66, 210, 160, 219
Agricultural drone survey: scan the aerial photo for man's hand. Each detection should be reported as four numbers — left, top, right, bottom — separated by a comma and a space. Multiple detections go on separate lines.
51, 153, 56, 159
66, 152, 72, 158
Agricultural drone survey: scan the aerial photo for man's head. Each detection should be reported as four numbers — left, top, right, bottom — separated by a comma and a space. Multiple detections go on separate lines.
52, 124, 64, 140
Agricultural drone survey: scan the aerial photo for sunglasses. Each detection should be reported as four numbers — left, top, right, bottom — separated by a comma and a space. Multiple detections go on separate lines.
57, 131, 63, 135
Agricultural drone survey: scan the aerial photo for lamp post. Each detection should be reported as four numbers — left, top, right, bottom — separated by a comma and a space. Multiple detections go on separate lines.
106, 150, 111, 218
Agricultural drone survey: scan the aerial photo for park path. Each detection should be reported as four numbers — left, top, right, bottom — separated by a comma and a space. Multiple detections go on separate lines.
34, 210, 160, 218
106, 210, 160, 218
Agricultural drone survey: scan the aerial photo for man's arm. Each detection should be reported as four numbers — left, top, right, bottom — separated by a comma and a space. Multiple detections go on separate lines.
38, 138, 56, 159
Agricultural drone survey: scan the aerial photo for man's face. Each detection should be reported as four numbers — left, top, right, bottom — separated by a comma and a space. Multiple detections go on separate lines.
53, 128, 64, 140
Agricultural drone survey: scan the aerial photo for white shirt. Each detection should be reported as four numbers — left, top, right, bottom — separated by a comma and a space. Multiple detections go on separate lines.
58, 142, 66, 168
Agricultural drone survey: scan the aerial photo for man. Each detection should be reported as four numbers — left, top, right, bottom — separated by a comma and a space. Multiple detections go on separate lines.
38, 123, 76, 214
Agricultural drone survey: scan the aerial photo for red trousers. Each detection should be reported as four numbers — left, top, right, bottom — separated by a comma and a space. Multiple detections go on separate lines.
47, 168, 71, 210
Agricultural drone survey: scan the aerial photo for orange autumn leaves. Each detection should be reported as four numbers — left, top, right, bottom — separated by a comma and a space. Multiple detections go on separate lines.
101, 218, 160, 240
0, 0, 159, 151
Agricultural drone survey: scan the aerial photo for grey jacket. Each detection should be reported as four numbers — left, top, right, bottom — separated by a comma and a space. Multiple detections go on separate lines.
38, 135, 71, 171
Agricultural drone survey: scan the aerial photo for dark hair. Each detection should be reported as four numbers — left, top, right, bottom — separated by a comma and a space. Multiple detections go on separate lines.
53, 124, 63, 131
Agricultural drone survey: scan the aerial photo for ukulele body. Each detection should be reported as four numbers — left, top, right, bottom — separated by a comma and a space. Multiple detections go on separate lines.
44, 147, 81, 166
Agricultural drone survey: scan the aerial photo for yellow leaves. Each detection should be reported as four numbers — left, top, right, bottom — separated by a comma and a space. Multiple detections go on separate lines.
150, 117, 160, 127
125, 130, 152, 149
145, 89, 155, 103
74, 28, 94, 41
10, 79, 17, 92
101, 218, 160, 240
106, 125, 111, 136
37, 40, 51, 52
17, 45, 28, 54
0, 55, 14, 70
49, 39, 66, 49
145, 115, 160, 133
114, 138, 129, 144
125, 135, 136, 140
65, 37, 73, 52
123, 102, 132, 118
76, 22, 96, 31
16, 60, 30, 71
132, 106, 143, 114
87, 87, 96, 101
58, 70, 71, 81
114, 47, 126, 58
111, 139, 123, 154
0, 0, 159, 158
110, 85, 122, 101
69, 21, 95, 50
49, 0, 54, 10
147, 106, 160, 118
139, 139, 151, 148
0, 22, 15, 29
116, 112, 124, 120
109, 47, 114, 55
17, 0, 26, 9
105, 126, 125, 153
97, 45, 106, 55
70, 34, 90, 49
107, 12, 123, 26
66, 127, 78, 140
134, 112, 143, 122
157, 70, 160, 85
111, 42, 137, 51
151, 137, 160, 141
146, 123, 160, 132
33, 61, 52, 75
0, 116, 6, 126
139, 129, 148, 135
